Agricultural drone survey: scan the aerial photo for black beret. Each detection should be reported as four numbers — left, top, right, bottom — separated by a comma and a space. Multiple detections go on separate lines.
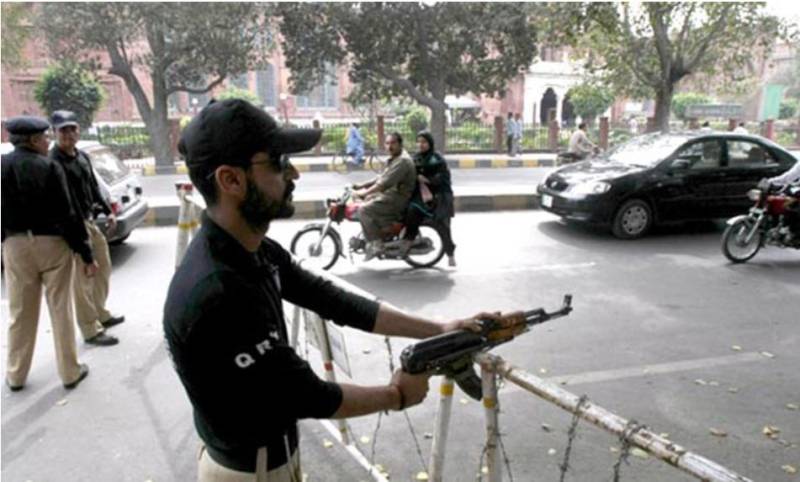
3, 116, 50, 135
178, 99, 322, 171
51, 110, 80, 130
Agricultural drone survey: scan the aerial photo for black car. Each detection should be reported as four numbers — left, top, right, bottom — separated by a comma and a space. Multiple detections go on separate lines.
537, 132, 797, 238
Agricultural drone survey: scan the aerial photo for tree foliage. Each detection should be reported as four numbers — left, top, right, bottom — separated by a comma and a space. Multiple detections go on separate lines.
39, 3, 273, 165
552, 2, 792, 131
566, 83, 614, 122
216, 86, 261, 105
779, 98, 798, 119
277, 2, 538, 150
1, 3, 34, 69
34, 61, 105, 127
671, 92, 713, 121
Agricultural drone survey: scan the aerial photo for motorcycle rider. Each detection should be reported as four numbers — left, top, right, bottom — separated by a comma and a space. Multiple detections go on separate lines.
767, 160, 800, 243
567, 123, 597, 160
352, 132, 416, 260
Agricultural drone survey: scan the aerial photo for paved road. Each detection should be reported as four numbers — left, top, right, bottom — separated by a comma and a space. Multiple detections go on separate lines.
140, 167, 550, 206
2, 211, 798, 481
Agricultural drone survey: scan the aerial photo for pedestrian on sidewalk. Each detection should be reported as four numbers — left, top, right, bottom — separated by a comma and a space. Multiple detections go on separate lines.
505, 112, 515, 156
345, 122, 364, 165
512, 112, 523, 157
165, 99, 510, 481
2, 116, 92, 391
403, 130, 457, 266
50, 111, 124, 347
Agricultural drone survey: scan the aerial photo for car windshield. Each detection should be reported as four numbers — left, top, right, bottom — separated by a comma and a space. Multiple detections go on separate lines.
603, 134, 691, 167
89, 148, 129, 184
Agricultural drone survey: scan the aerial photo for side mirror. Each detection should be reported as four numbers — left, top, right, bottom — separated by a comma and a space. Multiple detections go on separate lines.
670, 158, 691, 170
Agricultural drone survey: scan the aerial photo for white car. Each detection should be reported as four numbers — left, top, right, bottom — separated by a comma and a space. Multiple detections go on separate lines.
1, 140, 148, 244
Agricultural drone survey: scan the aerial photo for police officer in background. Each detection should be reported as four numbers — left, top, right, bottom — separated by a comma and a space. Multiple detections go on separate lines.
1, 116, 94, 391
163, 99, 510, 481
50, 110, 124, 347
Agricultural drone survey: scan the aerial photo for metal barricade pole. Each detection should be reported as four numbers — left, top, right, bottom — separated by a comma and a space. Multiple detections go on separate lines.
289, 304, 301, 349
309, 310, 351, 445
481, 361, 502, 482
428, 377, 455, 482
174, 182, 193, 269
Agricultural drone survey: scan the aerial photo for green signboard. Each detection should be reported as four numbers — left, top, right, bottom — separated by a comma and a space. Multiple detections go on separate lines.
760, 84, 785, 121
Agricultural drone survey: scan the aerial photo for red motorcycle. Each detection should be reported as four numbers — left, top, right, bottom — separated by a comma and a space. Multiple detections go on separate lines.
722, 182, 800, 263
290, 187, 446, 270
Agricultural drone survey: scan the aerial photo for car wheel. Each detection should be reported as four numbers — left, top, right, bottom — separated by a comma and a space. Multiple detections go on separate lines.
612, 199, 652, 239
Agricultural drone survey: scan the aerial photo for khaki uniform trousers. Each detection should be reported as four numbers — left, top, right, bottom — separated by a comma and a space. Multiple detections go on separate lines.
198, 446, 301, 482
73, 221, 112, 340
3, 235, 83, 386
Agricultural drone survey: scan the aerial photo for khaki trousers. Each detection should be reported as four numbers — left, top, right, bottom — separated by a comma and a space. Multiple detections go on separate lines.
198, 446, 301, 482
73, 221, 112, 340
3, 235, 83, 385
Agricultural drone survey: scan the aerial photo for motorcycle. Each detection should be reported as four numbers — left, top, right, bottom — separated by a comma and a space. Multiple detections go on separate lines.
290, 187, 446, 270
556, 146, 601, 166
721, 181, 800, 263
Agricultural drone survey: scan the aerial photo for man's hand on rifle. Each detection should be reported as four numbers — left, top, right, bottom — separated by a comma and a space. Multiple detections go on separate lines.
439, 311, 526, 335
389, 369, 430, 410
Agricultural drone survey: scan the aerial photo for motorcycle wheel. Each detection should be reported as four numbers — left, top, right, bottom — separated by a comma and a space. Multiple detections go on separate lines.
404, 224, 446, 268
722, 218, 762, 263
290, 226, 341, 271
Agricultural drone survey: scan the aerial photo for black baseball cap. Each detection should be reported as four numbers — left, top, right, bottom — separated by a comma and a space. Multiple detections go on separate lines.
3, 116, 50, 135
51, 110, 79, 130
179, 99, 322, 170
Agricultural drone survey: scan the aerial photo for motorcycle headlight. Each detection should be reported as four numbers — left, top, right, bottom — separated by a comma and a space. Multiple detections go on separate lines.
747, 189, 761, 202
569, 181, 611, 195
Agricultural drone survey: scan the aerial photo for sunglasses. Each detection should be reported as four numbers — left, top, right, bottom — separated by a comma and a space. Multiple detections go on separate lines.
205, 153, 292, 181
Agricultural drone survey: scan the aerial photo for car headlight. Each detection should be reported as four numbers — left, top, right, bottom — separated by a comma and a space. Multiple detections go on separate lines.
569, 181, 611, 195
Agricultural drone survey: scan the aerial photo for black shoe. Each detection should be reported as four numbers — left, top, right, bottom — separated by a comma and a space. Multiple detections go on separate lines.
86, 333, 119, 346
101, 315, 125, 329
64, 364, 89, 390
6, 379, 24, 392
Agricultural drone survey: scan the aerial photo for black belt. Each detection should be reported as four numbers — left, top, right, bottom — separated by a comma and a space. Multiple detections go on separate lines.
205, 430, 298, 472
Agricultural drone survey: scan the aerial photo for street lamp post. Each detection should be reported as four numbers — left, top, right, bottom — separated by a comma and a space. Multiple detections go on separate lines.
279, 93, 290, 125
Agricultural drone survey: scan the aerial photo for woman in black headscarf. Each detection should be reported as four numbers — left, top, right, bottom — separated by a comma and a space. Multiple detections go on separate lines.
403, 130, 456, 266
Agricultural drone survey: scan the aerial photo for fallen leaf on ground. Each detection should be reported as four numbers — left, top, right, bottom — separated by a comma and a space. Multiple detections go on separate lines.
786, 403, 799, 411
630, 448, 649, 459
728, 387, 739, 394
56, 399, 68, 406
481, 466, 489, 474
782, 465, 797, 474
423, 432, 433, 439
323, 440, 334, 448
415, 471, 429, 480
659, 433, 670, 439
731, 345, 742, 351
541, 423, 553, 432
362, 349, 371, 354
761, 351, 775, 358
547, 448, 557, 456
708, 381, 720, 387
709, 428, 728, 437
359, 436, 370, 444
694, 379, 708, 386
459, 398, 468, 405
762, 426, 781, 438
609, 447, 620, 453
539, 368, 548, 374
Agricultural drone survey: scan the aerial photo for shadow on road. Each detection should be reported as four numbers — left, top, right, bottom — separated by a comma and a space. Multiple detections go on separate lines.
338, 266, 456, 311
109, 242, 138, 267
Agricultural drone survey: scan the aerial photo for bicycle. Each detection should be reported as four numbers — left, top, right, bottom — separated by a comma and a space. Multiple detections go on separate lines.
330, 147, 383, 173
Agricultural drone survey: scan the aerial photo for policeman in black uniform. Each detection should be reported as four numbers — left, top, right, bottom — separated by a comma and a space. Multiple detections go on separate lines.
163, 99, 498, 481
50, 110, 123, 346
2, 116, 95, 391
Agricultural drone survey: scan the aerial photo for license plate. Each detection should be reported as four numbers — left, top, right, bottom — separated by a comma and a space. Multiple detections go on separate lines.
541, 194, 553, 208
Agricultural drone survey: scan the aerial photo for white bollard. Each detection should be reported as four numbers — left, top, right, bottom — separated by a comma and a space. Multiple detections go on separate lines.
308, 310, 351, 445
174, 182, 194, 269
428, 377, 455, 482
481, 364, 501, 482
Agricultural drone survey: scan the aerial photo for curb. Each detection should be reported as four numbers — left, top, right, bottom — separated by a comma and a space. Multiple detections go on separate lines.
141, 193, 542, 227
129, 157, 555, 176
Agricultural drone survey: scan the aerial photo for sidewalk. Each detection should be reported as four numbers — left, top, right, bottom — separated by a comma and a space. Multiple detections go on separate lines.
125, 151, 558, 176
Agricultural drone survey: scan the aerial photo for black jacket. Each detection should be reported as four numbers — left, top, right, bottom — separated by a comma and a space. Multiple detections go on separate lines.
49, 146, 112, 221
1, 145, 94, 263
163, 215, 379, 471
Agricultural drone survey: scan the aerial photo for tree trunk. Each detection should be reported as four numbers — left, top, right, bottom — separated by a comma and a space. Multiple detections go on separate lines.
654, 83, 674, 133
149, 74, 174, 168
429, 104, 447, 154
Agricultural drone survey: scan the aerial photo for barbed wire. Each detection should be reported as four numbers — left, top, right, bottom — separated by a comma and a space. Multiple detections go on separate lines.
559, 394, 590, 482
612, 420, 646, 482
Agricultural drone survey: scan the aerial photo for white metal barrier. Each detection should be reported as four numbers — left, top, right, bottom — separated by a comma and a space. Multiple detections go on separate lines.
175, 181, 201, 269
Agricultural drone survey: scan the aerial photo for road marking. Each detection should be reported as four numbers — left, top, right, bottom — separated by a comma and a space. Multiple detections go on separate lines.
500, 352, 767, 393
387, 262, 596, 280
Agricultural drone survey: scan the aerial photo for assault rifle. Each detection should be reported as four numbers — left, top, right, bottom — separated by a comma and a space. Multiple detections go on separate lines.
400, 295, 573, 400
